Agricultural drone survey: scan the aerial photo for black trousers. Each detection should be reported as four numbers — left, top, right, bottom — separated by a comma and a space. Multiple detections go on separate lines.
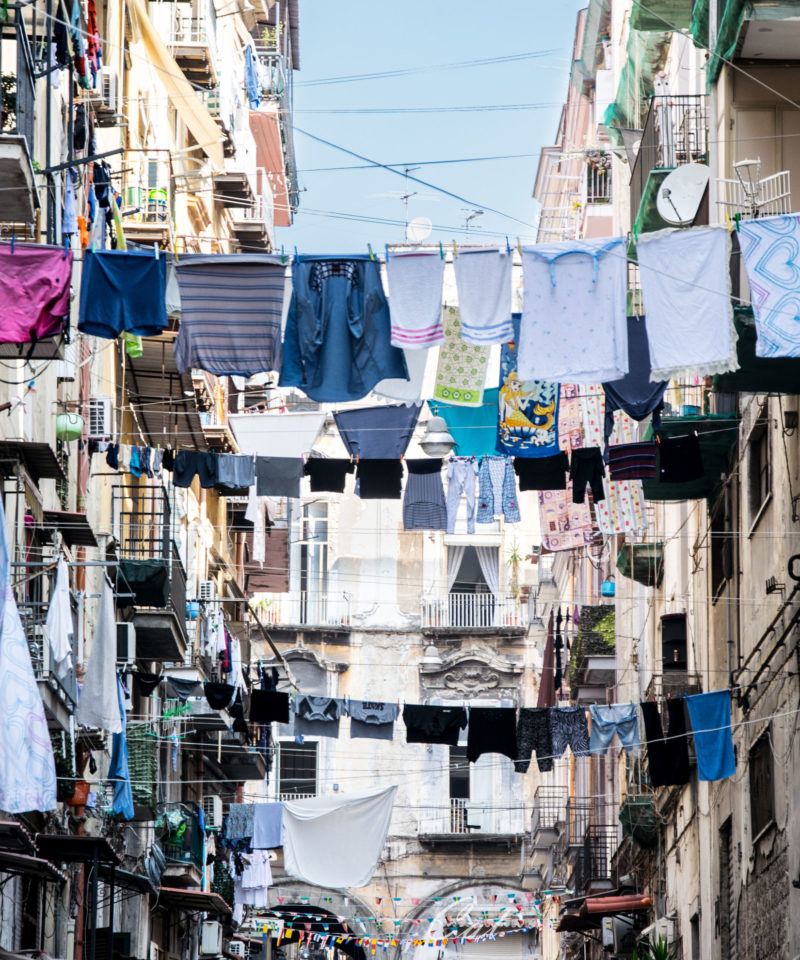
569, 447, 605, 503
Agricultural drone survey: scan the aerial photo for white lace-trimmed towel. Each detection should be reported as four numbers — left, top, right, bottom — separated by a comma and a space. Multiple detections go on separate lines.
518, 237, 629, 383
76, 576, 122, 733
453, 247, 514, 344
738, 213, 800, 357
636, 225, 738, 381
387, 251, 446, 349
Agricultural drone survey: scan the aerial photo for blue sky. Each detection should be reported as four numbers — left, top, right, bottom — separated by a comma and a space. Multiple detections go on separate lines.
279, 0, 586, 253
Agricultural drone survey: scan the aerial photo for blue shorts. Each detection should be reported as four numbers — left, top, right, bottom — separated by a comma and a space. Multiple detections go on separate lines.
78, 249, 168, 338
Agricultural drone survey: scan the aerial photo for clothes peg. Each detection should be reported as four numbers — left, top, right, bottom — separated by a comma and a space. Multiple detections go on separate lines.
725, 212, 733, 233
63, 236, 70, 259
385, 243, 389, 263
10, 232, 15, 254
452, 240, 458, 259
154, 242, 160, 260
294, 245, 299, 261
734, 213, 741, 232
516, 237, 522, 257
505, 236, 512, 255
281, 244, 286, 264
439, 241, 444, 260
367, 243, 375, 261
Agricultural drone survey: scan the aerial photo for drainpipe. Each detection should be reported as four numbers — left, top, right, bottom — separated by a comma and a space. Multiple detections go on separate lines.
709, 0, 719, 220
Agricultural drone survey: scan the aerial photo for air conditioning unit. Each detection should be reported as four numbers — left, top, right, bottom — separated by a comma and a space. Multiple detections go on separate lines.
227, 942, 245, 958
612, 916, 639, 955
87, 395, 113, 440
641, 918, 675, 945
116, 622, 136, 666
202, 794, 223, 829
99, 67, 119, 113
199, 580, 217, 602
200, 921, 222, 956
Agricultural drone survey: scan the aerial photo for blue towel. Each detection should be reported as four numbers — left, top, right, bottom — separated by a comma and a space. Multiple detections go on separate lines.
253, 802, 284, 849
685, 690, 735, 781
434, 388, 500, 458
109, 677, 134, 820
334, 403, 420, 459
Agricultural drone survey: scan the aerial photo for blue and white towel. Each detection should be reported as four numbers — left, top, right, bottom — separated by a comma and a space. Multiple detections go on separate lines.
454, 248, 514, 344
387, 252, 446, 349
738, 213, 800, 357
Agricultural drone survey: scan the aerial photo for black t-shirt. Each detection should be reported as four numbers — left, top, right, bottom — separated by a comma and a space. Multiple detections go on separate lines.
304, 458, 355, 493
403, 704, 467, 746
357, 459, 404, 499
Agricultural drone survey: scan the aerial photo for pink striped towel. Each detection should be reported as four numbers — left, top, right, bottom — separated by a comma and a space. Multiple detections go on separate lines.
386, 251, 446, 349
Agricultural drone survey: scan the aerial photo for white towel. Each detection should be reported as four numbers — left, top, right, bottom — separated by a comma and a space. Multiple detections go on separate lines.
518, 237, 629, 383
387, 252, 446, 348
282, 786, 397, 888
46, 557, 73, 678
637, 225, 738, 381
372, 346, 428, 405
76, 577, 122, 733
454, 248, 514, 344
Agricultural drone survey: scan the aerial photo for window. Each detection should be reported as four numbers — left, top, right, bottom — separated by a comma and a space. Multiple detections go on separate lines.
710, 494, 733, 601
749, 732, 774, 838
278, 741, 317, 797
449, 746, 469, 800
718, 819, 736, 957
747, 416, 771, 525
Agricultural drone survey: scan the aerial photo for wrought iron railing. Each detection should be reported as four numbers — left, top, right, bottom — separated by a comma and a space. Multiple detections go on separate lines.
419, 799, 527, 835
572, 826, 617, 894
531, 785, 568, 837
420, 593, 529, 629
630, 94, 709, 221
566, 798, 592, 846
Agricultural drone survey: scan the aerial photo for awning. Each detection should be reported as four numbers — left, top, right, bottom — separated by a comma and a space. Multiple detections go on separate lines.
43, 510, 98, 548
642, 414, 739, 502
36, 834, 121, 865
0, 441, 65, 484
229, 411, 325, 458
0, 821, 36, 855
616, 543, 664, 588
125, 336, 207, 451
583, 895, 652, 915
126, 0, 224, 170
99, 864, 157, 895
0, 850, 68, 883
714, 306, 800, 394
157, 886, 231, 915
250, 110, 291, 227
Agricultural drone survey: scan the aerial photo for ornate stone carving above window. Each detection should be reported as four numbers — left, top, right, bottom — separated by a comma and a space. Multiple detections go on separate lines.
419, 647, 522, 701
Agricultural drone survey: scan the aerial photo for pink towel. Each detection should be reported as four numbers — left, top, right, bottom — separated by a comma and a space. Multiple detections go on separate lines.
0, 244, 73, 342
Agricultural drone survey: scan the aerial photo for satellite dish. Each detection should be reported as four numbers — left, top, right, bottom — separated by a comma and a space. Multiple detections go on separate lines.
657, 163, 710, 226
406, 216, 433, 243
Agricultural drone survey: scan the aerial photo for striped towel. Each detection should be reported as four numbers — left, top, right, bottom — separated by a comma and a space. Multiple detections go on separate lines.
607, 441, 657, 480
174, 254, 286, 377
387, 252, 446, 349
454, 248, 514, 344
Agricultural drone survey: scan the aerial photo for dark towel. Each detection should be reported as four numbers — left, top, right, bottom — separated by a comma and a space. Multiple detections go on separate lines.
403, 704, 467, 746
607, 441, 657, 480
640, 700, 690, 787
658, 434, 704, 483
133, 671, 163, 697
466, 707, 518, 763
205, 682, 236, 710
515, 707, 553, 773
255, 456, 304, 498
513, 453, 569, 490
173, 450, 219, 489
249, 690, 290, 724
602, 316, 666, 443
167, 677, 201, 702
303, 458, 355, 493
356, 459, 404, 499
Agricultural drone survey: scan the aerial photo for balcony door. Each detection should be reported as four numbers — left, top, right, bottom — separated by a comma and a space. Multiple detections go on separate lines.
448, 546, 497, 627
298, 502, 328, 623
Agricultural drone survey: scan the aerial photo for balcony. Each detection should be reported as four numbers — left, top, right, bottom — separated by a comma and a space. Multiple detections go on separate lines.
167, 17, 217, 88
630, 94, 709, 237
420, 593, 529, 632
255, 591, 351, 628
645, 672, 702, 700
418, 799, 526, 849
531, 785, 567, 846
566, 799, 592, 847
0, 12, 38, 224
230, 188, 274, 252
17, 598, 78, 731
157, 805, 204, 887
122, 180, 172, 247
572, 826, 617, 896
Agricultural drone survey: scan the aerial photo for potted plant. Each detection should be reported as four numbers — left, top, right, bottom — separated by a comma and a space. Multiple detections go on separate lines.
632, 936, 678, 960
507, 542, 524, 599
1, 74, 16, 131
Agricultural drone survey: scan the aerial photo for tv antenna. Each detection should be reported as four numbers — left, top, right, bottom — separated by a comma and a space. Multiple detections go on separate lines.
462, 208, 484, 232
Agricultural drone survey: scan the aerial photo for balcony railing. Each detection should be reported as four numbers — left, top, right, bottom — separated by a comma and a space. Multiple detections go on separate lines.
170, 16, 212, 47
158, 804, 204, 871
531, 785, 567, 837
630, 94, 709, 222
572, 826, 617, 895
255, 591, 351, 627
420, 799, 527, 835
584, 164, 612, 204
420, 593, 529, 629
18, 598, 78, 708
566, 798, 592, 846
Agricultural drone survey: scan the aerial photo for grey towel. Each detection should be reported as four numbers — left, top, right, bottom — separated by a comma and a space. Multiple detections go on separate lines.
217, 454, 256, 490
255, 457, 304, 498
